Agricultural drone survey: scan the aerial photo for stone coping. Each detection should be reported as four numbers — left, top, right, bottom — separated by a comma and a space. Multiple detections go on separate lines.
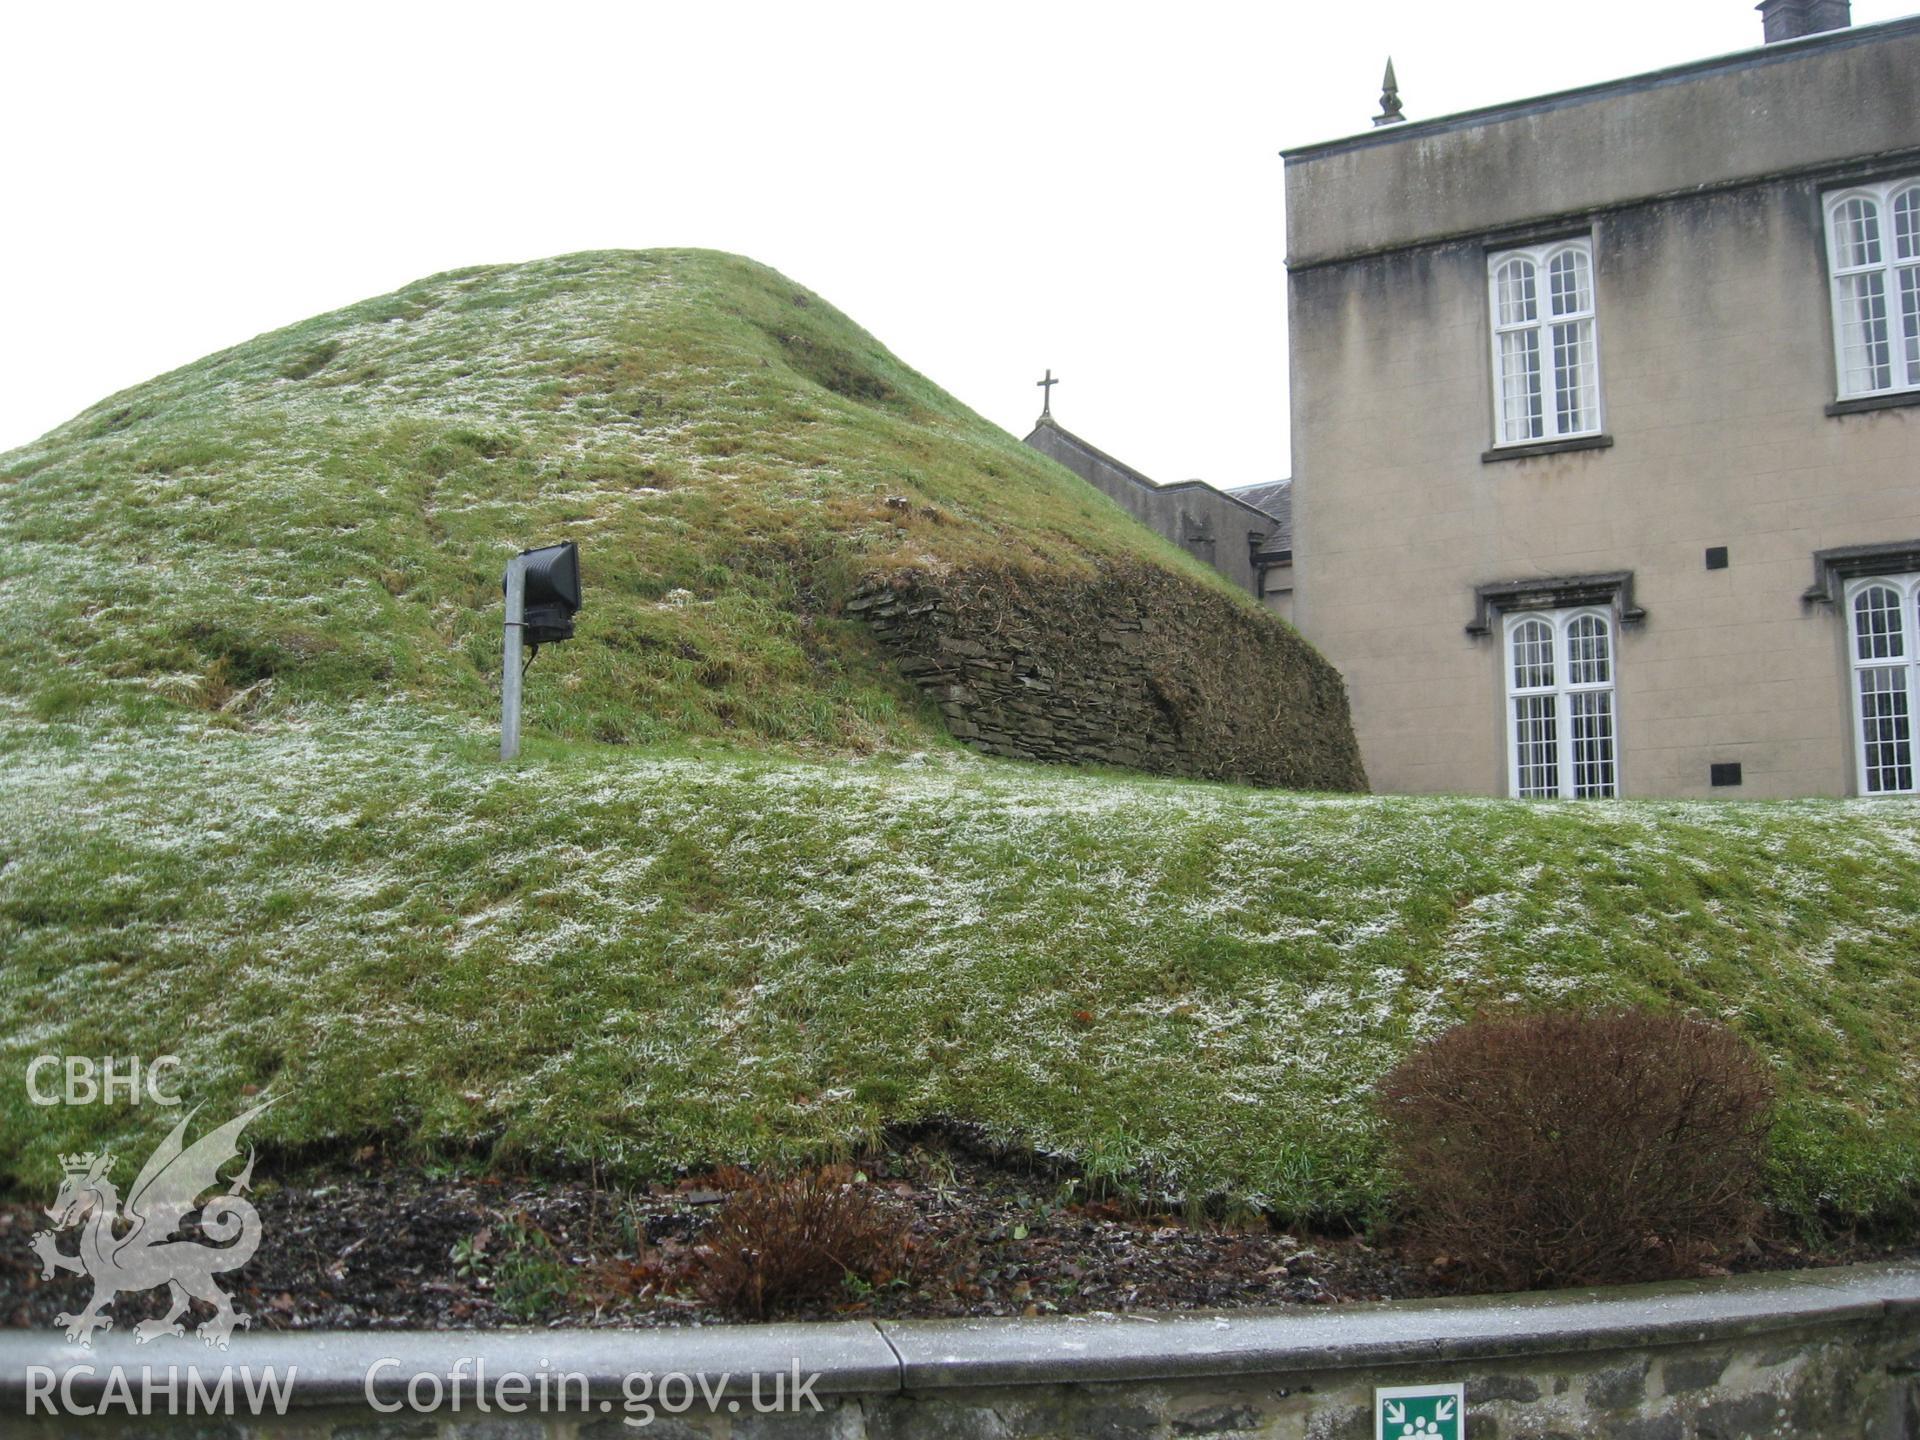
1, 1260, 1915, 1408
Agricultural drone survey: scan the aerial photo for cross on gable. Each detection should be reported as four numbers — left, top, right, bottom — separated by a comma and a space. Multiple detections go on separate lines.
1036, 369, 1059, 417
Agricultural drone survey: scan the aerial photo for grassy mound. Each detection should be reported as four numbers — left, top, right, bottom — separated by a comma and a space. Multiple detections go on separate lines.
0, 249, 1263, 749
2, 249, 1915, 1238
2, 719, 1917, 1231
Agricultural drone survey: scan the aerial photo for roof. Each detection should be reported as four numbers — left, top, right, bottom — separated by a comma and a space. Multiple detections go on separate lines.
1023, 417, 1282, 530
1228, 479, 1293, 560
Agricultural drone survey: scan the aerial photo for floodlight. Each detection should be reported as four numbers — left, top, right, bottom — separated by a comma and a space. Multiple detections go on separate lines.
500, 540, 582, 761
516, 541, 582, 651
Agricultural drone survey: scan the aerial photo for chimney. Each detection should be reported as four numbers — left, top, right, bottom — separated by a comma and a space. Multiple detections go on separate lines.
1756, 0, 1851, 43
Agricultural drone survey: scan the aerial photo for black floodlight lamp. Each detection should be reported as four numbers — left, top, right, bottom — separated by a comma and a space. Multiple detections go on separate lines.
500, 540, 582, 761
517, 541, 582, 653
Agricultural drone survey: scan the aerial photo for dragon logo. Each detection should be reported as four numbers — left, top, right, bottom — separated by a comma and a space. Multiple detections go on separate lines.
30, 1098, 272, 1348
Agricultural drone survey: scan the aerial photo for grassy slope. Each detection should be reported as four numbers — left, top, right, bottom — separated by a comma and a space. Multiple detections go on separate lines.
1, 249, 1917, 1233
2, 716, 1917, 1230
0, 249, 1243, 748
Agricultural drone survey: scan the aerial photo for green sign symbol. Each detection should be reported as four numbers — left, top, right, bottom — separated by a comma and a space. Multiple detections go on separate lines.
1375, 1383, 1465, 1440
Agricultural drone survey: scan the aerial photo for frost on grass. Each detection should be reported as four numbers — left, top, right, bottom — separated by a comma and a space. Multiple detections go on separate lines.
2, 247, 1276, 763
0, 264, 1909, 1208
2, 715, 1918, 1222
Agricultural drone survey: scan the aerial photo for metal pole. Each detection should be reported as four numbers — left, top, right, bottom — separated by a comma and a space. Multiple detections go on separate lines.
501, 553, 526, 761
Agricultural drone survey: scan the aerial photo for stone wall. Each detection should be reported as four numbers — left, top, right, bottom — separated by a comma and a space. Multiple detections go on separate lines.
8, 1261, 1917, 1437
847, 563, 1367, 792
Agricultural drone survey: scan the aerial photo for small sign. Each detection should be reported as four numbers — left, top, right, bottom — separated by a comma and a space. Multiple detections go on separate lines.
1375, 1383, 1465, 1440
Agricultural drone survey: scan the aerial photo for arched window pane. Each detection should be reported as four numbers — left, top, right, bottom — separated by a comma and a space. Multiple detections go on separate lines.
1547, 249, 1592, 316
1833, 197, 1883, 268
1898, 289, 1920, 389
1570, 691, 1616, 798
1848, 578, 1919, 796
1896, 190, 1920, 387
1495, 259, 1538, 326
1854, 585, 1905, 660
1567, 614, 1611, 685
1491, 239, 1601, 442
1514, 696, 1559, 798
1552, 317, 1598, 433
1892, 188, 1919, 262
1505, 607, 1617, 800
1859, 668, 1914, 794
1836, 271, 1892, 393
1511, 618, 1555, 690
1498, 330, 1543, 442
1829, 181, 1919, 402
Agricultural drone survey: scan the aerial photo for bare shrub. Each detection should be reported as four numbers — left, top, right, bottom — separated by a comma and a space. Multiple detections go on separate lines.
1377, 1008, 1775, 1289
692, 1166, 910, 1319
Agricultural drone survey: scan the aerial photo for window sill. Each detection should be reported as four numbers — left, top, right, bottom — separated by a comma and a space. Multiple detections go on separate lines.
1827, 390, 1920, 417
1481, 433, 1614, 464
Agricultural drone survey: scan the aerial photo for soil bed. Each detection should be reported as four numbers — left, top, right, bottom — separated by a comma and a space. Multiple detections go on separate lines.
1, 1143, 1907, 1332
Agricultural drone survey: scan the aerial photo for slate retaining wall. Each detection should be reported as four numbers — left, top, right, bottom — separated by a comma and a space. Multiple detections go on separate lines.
847, 565, 1366, 792
5, 1262, 1916, 1438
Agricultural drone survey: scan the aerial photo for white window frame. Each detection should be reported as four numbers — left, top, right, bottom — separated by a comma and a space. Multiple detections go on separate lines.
1486, 237, 1605, 448
1503, 606, 1620, 799
1825, 177, 1920, 401
1844, 574, 1920, 796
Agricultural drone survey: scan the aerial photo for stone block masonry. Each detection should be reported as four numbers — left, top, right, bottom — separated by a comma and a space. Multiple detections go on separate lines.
4, 1261, 1916, 1436
847, 563, 1367, 792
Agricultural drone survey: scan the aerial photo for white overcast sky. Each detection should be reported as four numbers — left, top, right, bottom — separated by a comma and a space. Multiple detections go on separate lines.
2, 1, 1911, 484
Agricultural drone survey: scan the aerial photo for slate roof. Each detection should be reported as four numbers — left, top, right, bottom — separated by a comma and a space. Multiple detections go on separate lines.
1227, 479, 1293, 560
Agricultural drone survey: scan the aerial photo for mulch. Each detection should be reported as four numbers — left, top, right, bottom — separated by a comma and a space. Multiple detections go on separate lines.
1, 1140, 1907, 1332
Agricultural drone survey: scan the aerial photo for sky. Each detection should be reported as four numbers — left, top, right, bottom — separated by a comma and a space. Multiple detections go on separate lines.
2, 0, 1912, 486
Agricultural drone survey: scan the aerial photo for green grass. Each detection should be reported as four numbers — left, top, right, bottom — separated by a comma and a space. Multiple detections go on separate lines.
2, 248, 1917, 1238
0, 248, 1247, 751
2, 715, 1916, 1231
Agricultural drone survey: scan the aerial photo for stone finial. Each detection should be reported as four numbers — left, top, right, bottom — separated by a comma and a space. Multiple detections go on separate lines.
1372, 58, 1405, 127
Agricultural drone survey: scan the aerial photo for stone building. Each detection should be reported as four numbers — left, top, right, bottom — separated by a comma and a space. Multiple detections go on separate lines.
1230, 479, 1295, 617
1023, 414, 1296, 620
1284, 3, 1920, 798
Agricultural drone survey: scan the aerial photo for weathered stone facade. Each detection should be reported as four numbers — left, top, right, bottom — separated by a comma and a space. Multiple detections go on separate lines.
847, 564, 1365, 792
1285, 16, 1920, 799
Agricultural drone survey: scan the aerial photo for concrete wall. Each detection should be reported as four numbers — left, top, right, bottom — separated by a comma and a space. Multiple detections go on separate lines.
1285, 20, 1920, 798
1024, 419, 1276, 600
1285, 18, 1920, 266
1261, 563, 1295, 624
8, 1261, 1916, 1437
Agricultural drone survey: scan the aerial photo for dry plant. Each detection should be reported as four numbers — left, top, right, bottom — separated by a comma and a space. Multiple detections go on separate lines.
1377, 1007, 1774, 1288
693, 1166, 910, 1319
